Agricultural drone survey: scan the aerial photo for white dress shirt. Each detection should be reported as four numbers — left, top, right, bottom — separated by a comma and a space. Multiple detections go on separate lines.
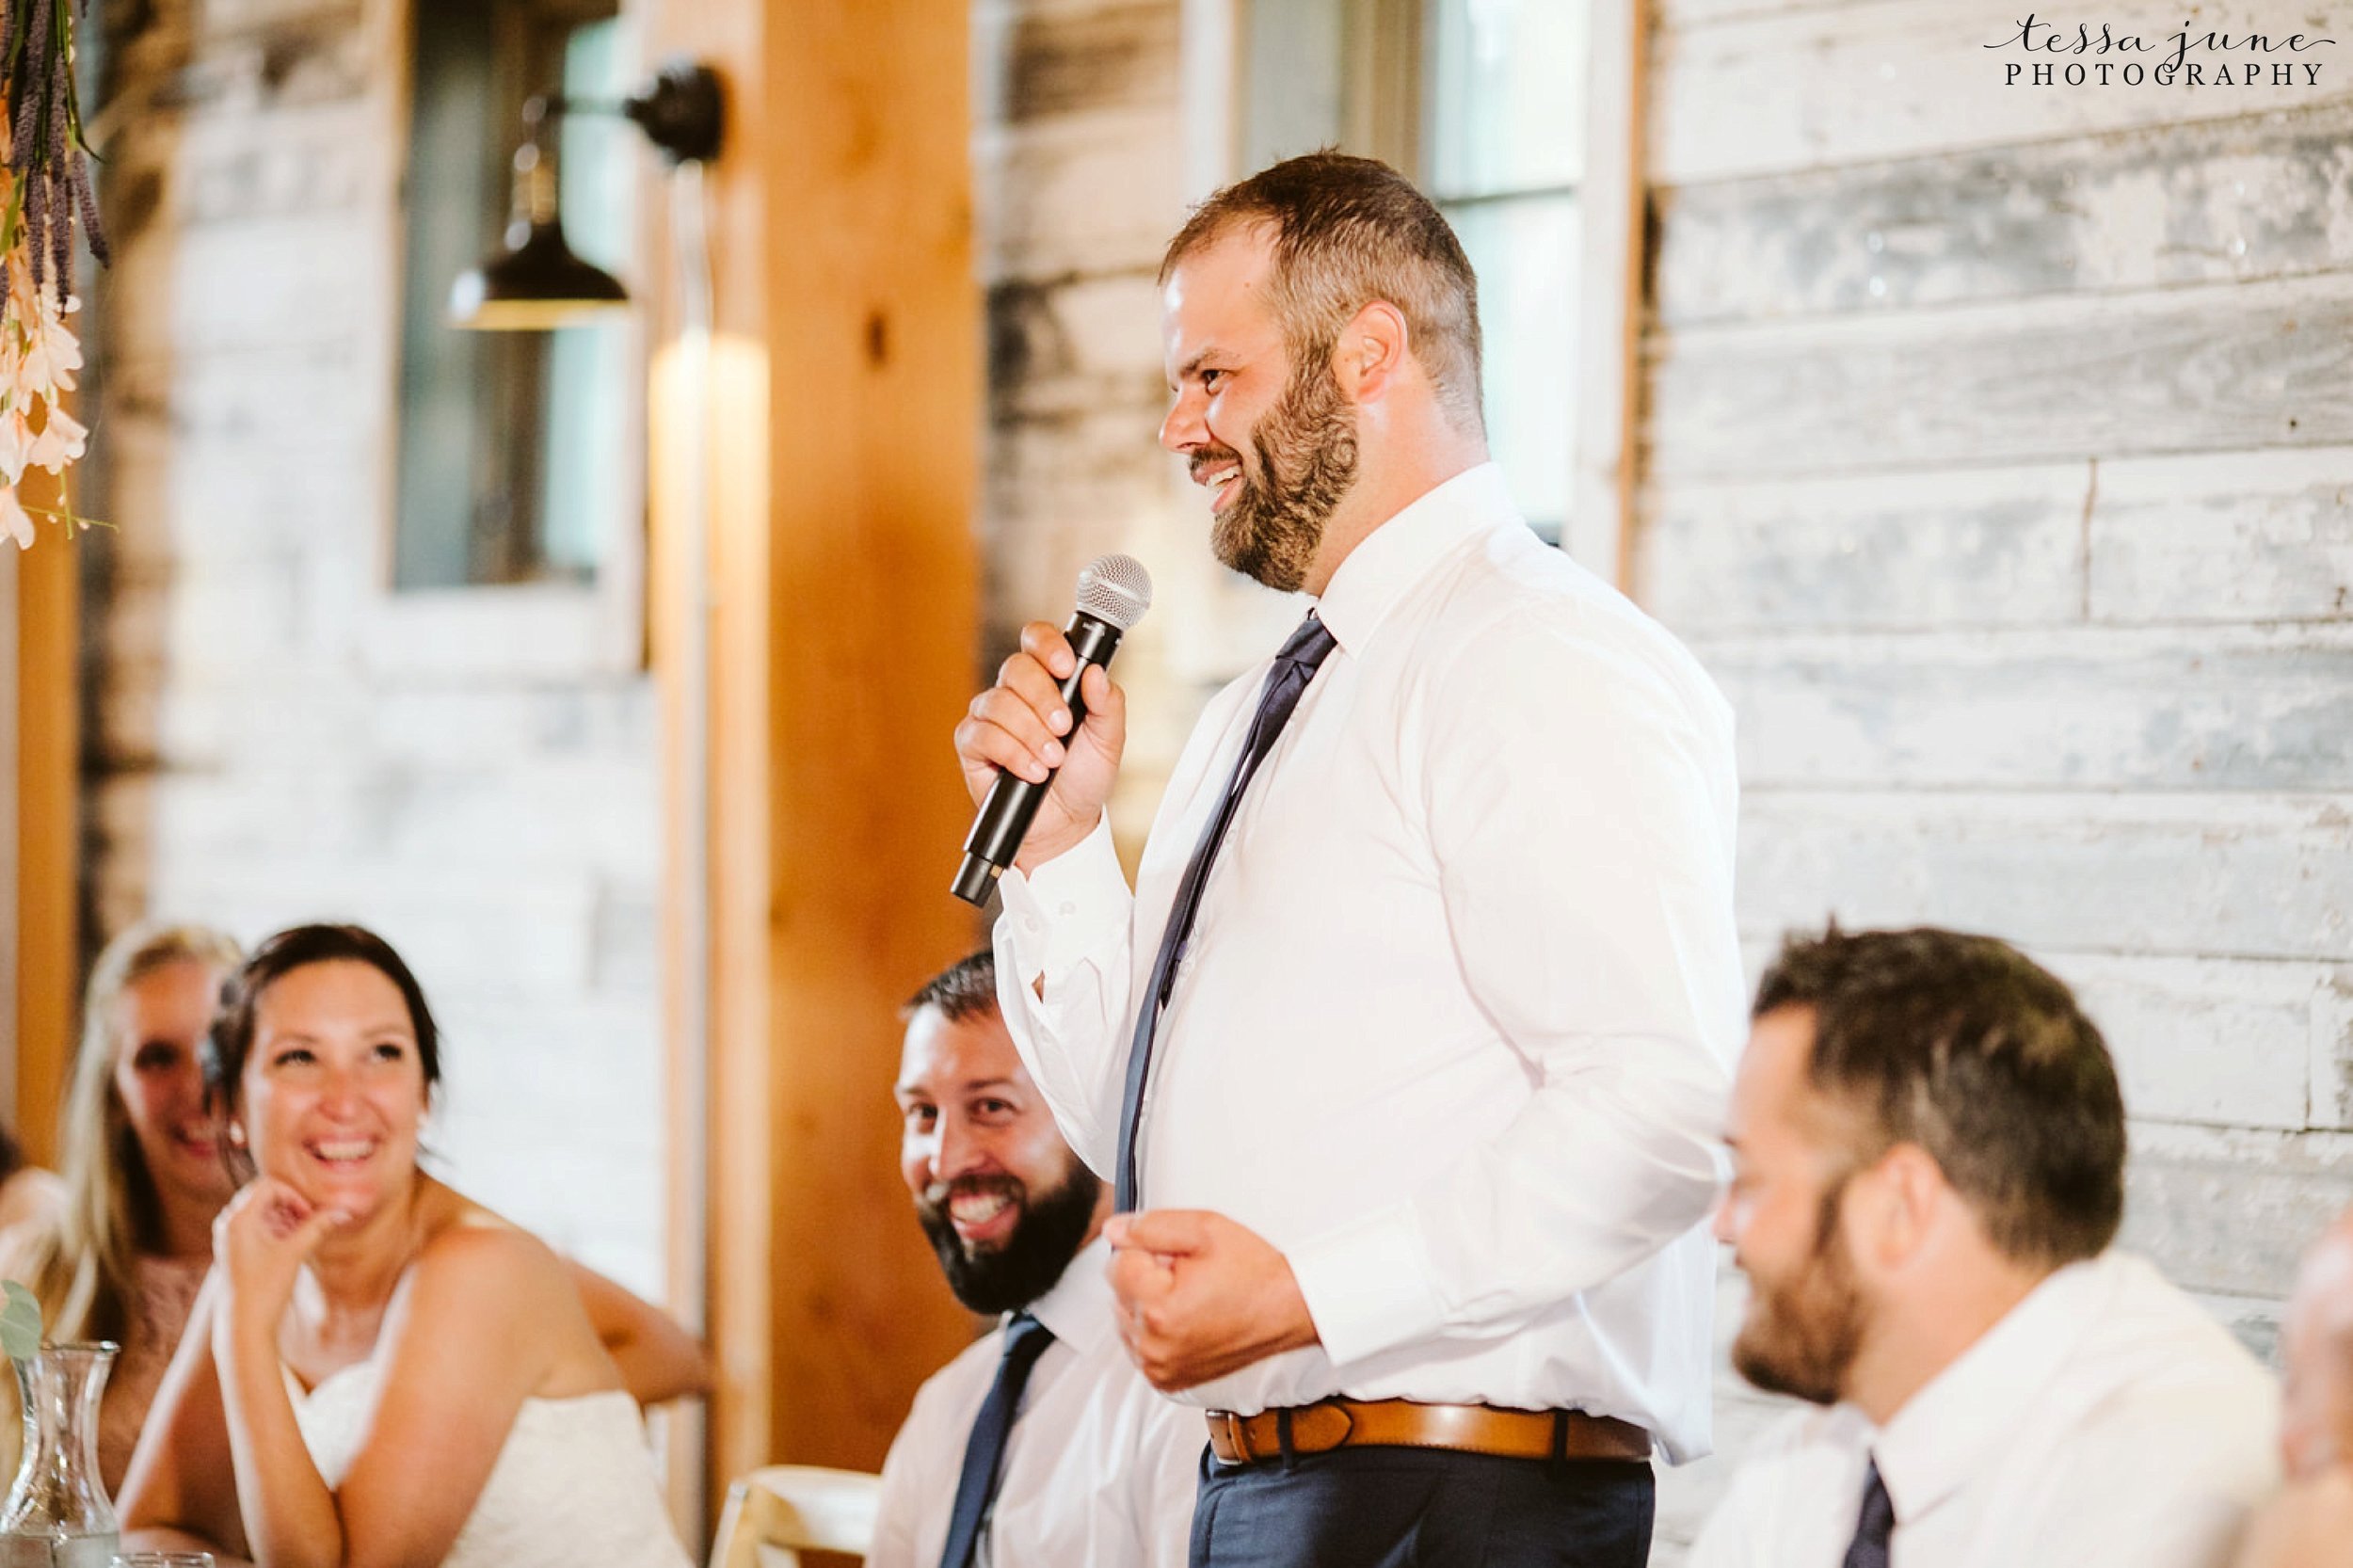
871, 1237, 1204, 1568
994, 464, 1744, 1458
1690, 1252, 2281, 1568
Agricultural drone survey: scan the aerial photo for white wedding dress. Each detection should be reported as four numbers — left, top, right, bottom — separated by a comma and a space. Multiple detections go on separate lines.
286, 1355, 693, 1568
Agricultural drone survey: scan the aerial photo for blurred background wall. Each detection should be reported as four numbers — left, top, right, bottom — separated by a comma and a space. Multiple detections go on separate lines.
86, 0, 671, 1295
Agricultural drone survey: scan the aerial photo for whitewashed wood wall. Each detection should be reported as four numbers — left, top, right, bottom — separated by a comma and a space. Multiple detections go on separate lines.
84, 0, 671, 1298
1637, 0, 2353, 1555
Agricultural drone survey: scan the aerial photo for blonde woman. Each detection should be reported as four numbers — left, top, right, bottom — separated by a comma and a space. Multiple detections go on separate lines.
120, 924, 690, 1568
3, 920, 245, 1495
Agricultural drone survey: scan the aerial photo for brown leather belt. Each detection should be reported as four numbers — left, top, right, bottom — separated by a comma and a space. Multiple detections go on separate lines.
1205, 1399, 1652, 1466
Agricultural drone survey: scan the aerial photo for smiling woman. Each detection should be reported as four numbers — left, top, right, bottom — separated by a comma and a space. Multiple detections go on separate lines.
0, 921, 245, 1496
114, 924, 693, 1568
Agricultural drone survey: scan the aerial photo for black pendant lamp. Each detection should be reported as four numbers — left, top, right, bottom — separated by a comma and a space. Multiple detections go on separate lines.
451, 61, 724, 331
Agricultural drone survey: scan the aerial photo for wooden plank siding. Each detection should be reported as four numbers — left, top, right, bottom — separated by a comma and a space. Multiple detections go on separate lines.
1641, 1, 2353, 1554
1652, 0, 2348, 185
1646, 268, 2353, 480
1655, 100, 2353, 328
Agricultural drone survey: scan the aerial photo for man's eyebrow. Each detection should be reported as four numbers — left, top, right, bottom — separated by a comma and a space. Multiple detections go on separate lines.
960, 1077, 1020, 1096
1175, 345, 1225, 382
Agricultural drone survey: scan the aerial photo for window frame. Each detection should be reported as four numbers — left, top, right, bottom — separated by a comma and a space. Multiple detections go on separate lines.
368, 0, 652, 678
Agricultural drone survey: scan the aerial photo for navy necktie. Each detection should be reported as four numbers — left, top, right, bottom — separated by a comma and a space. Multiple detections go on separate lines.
1112, 610, 1339, 1213
1842, 1458, 1895, 1568
937, 1312, 1056, 1568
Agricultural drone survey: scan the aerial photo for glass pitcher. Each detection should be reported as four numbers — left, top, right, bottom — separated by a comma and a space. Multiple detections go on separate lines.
0, 1342, 120, 1568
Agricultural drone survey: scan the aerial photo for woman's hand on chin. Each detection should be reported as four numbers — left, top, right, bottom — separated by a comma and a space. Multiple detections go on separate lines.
213, 1177, 348, 1333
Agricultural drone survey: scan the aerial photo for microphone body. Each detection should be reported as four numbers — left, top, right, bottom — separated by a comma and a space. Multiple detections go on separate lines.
951, 609, 1126, 905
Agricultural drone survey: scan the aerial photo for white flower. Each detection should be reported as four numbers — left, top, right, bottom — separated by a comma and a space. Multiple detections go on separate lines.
0, 406, 31, 487
27, 404, 85, 474
0, 488, 35, 551
20, 309, 78, 393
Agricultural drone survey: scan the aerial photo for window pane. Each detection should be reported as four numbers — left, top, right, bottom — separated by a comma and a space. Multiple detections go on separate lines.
1428, 0, 1587, 199
393, 0, 503, 588
538, 16, 632, 579
393, 0, 626, 589
1241, 0, 1350, 168
1445, 192, 1577, 534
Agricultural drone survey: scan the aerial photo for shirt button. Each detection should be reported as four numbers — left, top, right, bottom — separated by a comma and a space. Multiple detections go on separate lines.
1023, 916, 1040, 933
1059, 902, 1076, 916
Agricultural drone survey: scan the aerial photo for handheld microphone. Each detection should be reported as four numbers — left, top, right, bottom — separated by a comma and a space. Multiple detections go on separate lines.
952, 552, 1153, 906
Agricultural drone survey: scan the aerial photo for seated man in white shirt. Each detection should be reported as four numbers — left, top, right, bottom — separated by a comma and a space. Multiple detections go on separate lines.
872, 951, 1201, 1568
2233, 1205, 2353, 1568
1695, 925, 2278, 1568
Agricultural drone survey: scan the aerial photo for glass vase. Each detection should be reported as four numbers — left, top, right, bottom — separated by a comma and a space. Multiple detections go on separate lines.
0, 1343, 119, 1568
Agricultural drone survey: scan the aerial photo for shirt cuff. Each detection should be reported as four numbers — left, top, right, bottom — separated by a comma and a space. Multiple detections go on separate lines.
995, 815, 1131, 986
1286, 1200, 1448, 1371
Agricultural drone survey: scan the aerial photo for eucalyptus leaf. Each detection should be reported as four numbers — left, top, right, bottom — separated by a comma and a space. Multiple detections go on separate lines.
0, 1278, 40, 1362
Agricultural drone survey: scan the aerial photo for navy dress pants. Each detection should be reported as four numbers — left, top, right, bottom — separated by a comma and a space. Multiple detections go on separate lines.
1188, 1446, 1655, 1568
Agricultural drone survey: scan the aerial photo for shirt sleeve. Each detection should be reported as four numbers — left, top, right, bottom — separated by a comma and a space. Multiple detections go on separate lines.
868, 1415, 925, 1568
1287, 604, 1742, 1364
991, 814, 1139, 1176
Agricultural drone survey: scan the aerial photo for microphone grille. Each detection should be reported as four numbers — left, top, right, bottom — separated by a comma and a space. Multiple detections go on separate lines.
1076, 552, 1153, 632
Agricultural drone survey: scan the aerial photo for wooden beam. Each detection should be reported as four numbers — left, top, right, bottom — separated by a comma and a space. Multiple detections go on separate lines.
1570, 0, 1650, 589
13, 509, 77, 1172
647, 0, 984, 1525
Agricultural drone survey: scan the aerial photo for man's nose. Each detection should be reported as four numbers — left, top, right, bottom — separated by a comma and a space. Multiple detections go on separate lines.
935, 1113, 985, 1182
1160, 387, 1205, 454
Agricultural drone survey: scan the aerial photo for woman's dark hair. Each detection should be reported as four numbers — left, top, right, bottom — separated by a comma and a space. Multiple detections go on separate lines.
204, 924, 443, 1117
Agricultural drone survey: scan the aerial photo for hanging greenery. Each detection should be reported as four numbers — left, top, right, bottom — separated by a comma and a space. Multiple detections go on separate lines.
0, 0, 104, 548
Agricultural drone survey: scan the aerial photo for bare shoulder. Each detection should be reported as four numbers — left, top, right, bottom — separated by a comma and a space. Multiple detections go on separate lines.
408, 1186, 571, 1303
0, 1167, 65, 1236
396, 1184, 616, 1396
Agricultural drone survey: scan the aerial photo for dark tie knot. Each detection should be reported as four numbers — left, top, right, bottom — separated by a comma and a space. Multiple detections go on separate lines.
1001, 1310, 1054, 1362
1275, 611, 1338, 671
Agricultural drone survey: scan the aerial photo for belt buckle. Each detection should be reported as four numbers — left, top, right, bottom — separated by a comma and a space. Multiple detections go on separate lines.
1208, 1409, 1249, 1464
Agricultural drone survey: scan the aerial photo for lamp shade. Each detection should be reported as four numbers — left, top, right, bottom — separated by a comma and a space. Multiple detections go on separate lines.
450, 215, 629, 330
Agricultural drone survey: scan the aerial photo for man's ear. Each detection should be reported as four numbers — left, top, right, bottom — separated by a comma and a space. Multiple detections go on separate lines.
1852, 1144, 1945, 1271
1333, 300, 1411, 404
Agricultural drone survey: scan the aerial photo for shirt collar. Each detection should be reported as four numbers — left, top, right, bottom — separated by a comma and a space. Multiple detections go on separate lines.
1871, 1253, 2114, 1527
1310, 462, 1519, 656
1018, 1232, 1114, 1355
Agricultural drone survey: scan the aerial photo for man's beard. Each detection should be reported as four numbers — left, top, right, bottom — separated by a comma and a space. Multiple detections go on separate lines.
1203, 353, 1361, 593
916, 1159, 1103, 1316
1730, 1180, 1869, 1406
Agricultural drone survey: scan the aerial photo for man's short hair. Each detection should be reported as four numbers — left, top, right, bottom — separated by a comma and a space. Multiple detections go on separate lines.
1160, 150, 1484, 436
1754, 925, 2127, 1269
905, 949, 999, 1024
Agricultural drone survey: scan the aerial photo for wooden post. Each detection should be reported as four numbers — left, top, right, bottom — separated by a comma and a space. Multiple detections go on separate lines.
646, 0, 984, 1522
1571, 0, 1651, 592
13, 510, 77, 1171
